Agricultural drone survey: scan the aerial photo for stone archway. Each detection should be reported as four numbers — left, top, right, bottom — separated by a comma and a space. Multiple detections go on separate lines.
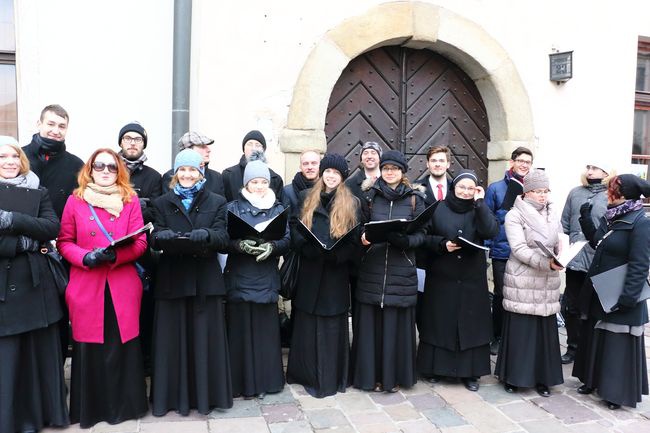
279, 1, 534, 184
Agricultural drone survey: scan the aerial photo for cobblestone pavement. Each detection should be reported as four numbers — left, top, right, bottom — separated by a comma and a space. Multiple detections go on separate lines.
44, 324, 650, 433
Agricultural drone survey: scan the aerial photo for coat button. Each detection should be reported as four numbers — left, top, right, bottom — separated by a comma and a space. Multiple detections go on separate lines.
110, 217, 115, 222
91, 231, 96, 236
9, 285, 15, 292
89, 216, 95, 221
457, 255, 462, 259
108, 232, 113, 237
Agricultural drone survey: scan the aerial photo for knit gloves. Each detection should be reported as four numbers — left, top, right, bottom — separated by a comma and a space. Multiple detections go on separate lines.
238, 239, 274, 262
0, 210, 12, 230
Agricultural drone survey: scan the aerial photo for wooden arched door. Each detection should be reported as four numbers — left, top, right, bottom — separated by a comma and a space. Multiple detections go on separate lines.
325, 46, 490, 184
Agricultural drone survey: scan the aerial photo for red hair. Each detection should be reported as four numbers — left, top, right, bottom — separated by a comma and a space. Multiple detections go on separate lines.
607, 175, 623, 202
74, 148, 135, 203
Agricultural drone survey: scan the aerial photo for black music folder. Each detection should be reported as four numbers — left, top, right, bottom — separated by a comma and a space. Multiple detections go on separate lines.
364, 202, 436, 243
227, 207, 289, 241
297, 221, 359, 251
0, 184, 41, 216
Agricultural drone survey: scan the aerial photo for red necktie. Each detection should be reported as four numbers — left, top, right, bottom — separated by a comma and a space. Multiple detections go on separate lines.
437, 183, 444, 201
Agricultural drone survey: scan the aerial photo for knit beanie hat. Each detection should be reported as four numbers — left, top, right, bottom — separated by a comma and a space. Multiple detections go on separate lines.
174, 149, 204, 175
380, 150, 408, 173
243, 161, 270, 186
242, 130, 267, 151
360, 141, 383, 159
452, 169, 478, 187
0, 135, 18, 146
618, 174, 650, 200
523, 169, 549, 193
319, 153, 350, 179
118, 122, 147, 148
586, 159, 611, 176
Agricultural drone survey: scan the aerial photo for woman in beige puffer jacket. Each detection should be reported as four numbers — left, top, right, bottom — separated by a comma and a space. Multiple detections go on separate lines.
495, 169, 564, 397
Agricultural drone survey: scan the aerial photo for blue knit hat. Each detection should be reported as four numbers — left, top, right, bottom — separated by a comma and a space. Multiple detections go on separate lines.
174, 149, 204, 175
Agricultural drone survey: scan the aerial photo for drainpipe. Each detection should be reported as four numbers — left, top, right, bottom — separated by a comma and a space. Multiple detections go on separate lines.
171, 0, 192, 162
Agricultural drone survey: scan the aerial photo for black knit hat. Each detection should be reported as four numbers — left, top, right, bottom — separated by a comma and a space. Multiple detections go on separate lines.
452, 169, 478, 186
118, 122, 147, 148
380, 150, 408, 173
618, 174, 650, 200
319, 153, 350, 179
242, 130, 267, 151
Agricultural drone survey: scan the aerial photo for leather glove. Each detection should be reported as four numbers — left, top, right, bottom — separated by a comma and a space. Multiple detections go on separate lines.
188, 229, 210, 244
139, 197, 150, 210
240, 239, 263, 256
386, 232, 410, 250
0, 210, 13, 230
301, 242, 321, 259
255, 242, 274, 262
579, 202, 593, 220
16, 235, 40, 253
155, 230, 177, 242
83, 247, 116, 268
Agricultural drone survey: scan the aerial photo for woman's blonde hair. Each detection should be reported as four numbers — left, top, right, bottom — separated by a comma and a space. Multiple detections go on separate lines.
300, 178, 358, 238
168, 170, 204, 189
74, 148, 135, 203
0, 142, 30, 176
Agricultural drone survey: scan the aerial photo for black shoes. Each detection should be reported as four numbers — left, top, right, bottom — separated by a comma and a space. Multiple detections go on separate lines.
536, 384, 550, 397
577, 384, 593, 395
503, 383, 517, 393
426, 376, 440, 384
490, 338, 501, 356
561, 350, 576, 365
463, 377, 479, 392
605, 401, 621, 410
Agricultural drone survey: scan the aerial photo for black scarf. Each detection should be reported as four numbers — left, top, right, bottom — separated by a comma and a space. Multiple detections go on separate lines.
320, 190, 335, 209
34, 133, 65, 160
375, 178, 409, 201
292, 172, 316, 193
445, 190, 475, 214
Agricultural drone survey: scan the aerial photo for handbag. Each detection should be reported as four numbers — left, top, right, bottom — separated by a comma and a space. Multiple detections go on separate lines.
40, 243, 69, 295
279, 250, 300, 299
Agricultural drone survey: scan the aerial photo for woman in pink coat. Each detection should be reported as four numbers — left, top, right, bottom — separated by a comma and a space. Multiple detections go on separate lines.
58, 148, 148, 428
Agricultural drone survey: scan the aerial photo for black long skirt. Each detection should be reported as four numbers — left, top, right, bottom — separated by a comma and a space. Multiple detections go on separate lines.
350, 303, 417, 391
151, 295, 232, 416
572, 316, 598, 382
70, 288, 148, 428
416, 341, 491, 379
581, 328, 648, 407
286, 309, 349, 398
495, 311, 563, 388
227, 302, 285, 397
0, 323, 69, 433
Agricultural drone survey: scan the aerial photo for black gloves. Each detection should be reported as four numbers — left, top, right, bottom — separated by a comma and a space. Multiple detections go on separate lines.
139, 197, 150, 210
610, 302, 632, 313
188, 229, 210, 244
83, 247, 116, 268
386, 232, 410, 250
16, 236, 40, 253
155, 230, 177, 242
579, 202, 593, 220
0, 210, 12, 230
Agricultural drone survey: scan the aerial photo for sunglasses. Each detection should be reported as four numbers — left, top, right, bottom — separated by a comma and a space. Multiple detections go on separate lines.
92, 162, 118, 173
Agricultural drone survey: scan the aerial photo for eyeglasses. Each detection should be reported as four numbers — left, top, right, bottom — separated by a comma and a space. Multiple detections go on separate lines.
381, 166, 402, 172
529, 189, 550, 195
92, 162, 118, 173
513, 159, 533, 166
121, 136, 144, 144
455, 185, 476, 192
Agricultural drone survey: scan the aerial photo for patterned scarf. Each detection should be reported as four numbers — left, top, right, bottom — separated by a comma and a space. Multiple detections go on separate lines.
0, 170, 40, 189
119, 150, 148, 173
174, 179, 206, 210
605, 199, 644, 224
83, 183, 124, 217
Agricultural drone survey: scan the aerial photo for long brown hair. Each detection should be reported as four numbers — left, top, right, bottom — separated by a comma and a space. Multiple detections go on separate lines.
300, 179, 358, 238
74, 148, 135, 203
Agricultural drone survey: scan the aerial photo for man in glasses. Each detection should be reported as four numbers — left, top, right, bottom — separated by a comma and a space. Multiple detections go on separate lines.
485, 146, 534, 355
22, 104, 84, 361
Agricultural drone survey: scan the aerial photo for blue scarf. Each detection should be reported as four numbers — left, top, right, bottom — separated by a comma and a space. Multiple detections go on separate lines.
605, 199, 644, 224
173, 179, 206, 210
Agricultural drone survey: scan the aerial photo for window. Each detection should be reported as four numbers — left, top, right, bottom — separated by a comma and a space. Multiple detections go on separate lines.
633, 37, 650, 166
0, 0, 17, 138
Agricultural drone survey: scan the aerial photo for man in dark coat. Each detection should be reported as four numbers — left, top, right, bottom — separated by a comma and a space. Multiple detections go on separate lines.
117, 121, 162, 374
161, 131, 225, 197
222, 130, 284, 202
484, 146, 533, 355
282, 149, 320, 215
345, 141, 382, 201
22, 104, 83, 360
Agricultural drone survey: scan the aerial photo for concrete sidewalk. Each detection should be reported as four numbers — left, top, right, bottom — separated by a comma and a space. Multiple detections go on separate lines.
44, 325, 650, 433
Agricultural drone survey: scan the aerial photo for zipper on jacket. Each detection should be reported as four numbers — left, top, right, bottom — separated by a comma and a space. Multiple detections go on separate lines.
380, 201, 394, 308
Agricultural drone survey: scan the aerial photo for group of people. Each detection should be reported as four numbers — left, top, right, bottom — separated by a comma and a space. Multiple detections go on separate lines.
0, 104, 648, 433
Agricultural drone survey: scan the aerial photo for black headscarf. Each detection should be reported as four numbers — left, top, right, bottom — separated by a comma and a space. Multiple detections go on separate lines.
445, 169, 477, 214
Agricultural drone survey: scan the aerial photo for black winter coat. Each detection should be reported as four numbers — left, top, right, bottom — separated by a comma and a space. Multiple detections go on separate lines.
356, 180, 426, 308
224, 193, 290, 304
0, 186, 62, 336
291, 190, 360, 316
161, 167, 225, 198
151, 188, 229, 299
419, 198, 499, 351
579, 207, 650, 327
130, 164, 162, 224
417, 174, 452, 207
222, 155, 284, 202
23, 135, 84, 219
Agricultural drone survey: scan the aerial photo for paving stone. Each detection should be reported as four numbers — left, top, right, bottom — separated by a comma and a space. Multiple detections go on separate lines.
382, 403, 422, 422
269, 420, 314, 433
422, 406, 467, 428
453, 401, 517, 433
567, 422, 617, 433
210, 398, 262, 418
618, 420, 650, 433
261, 387, 298, 405
208, 417, 270, 433
355, 422, 401, 433
530, 394, 601, 424
438, 426, 481, 433
42, 426, 86, 433
304, 409, 349, 429
519, 419, 574, 433
262, 403, 305, 424
297, 395, 339, 410
140, 420, 208, 433
395, 419, 440, 433
140, 410, 208, 423
290, 383, 311, 397
496, 401, 550, 422
407, 393, 446, 411
335, 393, 377, 413
370, 392, 406, 406
91, 420, 139, 433
434, 384, 482, 406
348, 411, 392, 426
476, 384, 523, 405
314, 427, 357, 433
400, 381, 435, 396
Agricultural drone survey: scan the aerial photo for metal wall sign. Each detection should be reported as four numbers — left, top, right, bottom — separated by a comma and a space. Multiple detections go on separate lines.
549, 51, 573, 82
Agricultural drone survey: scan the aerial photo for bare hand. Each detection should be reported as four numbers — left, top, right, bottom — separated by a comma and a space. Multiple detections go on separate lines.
550, 259, 564, 271
361, 232, 371, 246
474, 186, 485, 201
446, 241, 461, 252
